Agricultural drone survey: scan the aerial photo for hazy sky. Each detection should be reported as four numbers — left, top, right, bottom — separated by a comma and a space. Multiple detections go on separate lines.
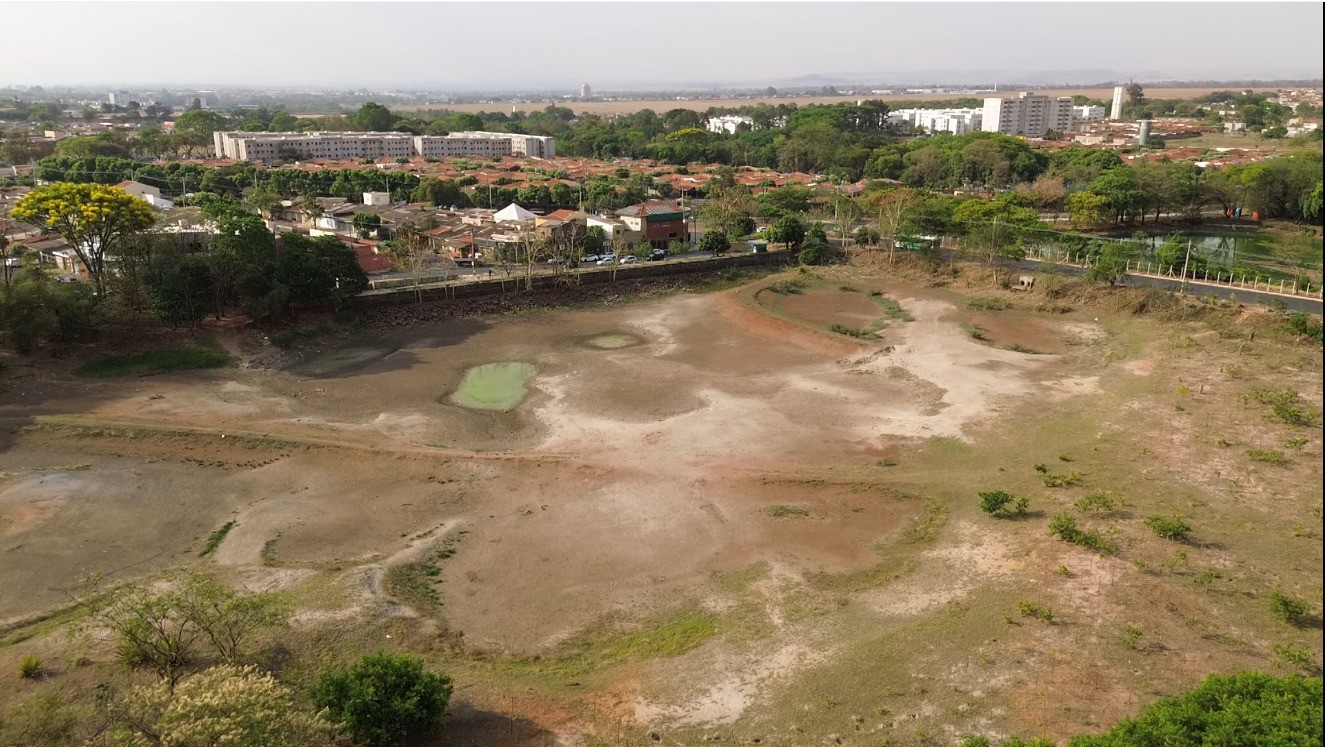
2, 1, 1321, 90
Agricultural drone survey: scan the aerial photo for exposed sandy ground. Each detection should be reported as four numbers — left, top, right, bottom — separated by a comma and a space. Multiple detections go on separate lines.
1, 269, 1319, 744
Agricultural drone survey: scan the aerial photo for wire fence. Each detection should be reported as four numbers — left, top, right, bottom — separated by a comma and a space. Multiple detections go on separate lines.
1023, 248, 1324, 300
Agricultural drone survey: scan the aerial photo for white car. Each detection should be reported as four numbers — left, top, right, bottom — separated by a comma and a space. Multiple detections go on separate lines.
583, 254, 600, 263
620, 255, 639, 264
596, 257, 615, 266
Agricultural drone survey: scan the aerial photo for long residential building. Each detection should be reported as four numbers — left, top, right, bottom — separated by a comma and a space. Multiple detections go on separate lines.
213, 130, 556, 162
981, 92, 1074, 138
888, 107, 983, 134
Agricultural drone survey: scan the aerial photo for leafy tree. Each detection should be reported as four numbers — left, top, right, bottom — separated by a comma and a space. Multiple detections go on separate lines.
12, 183, 157, 295
314, 652, 453, 747
1084, 240, 1138, 286
111, 664, 333, 747
1067, 191, 1111, 229
177, 575, 291, 664
353, 212, 382, 239
698, 230, 730, 255
731, 215, 757, 238
1125, 83, 1146, 107
148, 254, 215, 327
766, 215, 806, 250
353, 102, 397, 132
1068, 672, 1321, 746
275, 234, 368, 309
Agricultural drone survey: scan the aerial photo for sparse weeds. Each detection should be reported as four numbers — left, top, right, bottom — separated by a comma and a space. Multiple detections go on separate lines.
1017, 601, 1055, 624
75, 344, 230, 378
770, 279, 806, 295
766, 505, 810, 519
1247, 387, 1317, 427
1041, 471, 1084, 488
968, 298, 1011, 312
1120, 625, 1144, 650
829, 323, 867, 338
1195, 569, 1222, 586
963, 322, 988, 341
1273, 643, 1319, 674
904, 500, 949, 543
1285, 437, 1309, 450
1247, 448, 1288, 465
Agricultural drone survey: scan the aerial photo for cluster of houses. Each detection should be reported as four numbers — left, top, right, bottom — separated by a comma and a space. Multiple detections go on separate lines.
1, 179, 696, 281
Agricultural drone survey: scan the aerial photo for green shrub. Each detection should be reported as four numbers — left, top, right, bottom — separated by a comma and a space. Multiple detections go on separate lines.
19, 655, 43, 679
1048, 513, 1116, 554
1273, 643, 1318, 673
1270, 590, 1311, 625
1041, 471, 1084, 488
978, 490, 1027, 517
828, 323, 866, 338
314, 652, 453, 747
1145, 515, 1192, 541
1067, 672, 1322, 746
770, 279, 805, 295
1286, 312, 1323, 342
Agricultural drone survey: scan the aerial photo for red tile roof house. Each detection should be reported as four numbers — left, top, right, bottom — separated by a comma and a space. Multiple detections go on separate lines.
616, 201, 688, 250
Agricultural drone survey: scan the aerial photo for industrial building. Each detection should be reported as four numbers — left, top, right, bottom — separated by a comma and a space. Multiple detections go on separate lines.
1110, 86, 1125, 120
981, 93, 1074, 138
212, 130, 556, 162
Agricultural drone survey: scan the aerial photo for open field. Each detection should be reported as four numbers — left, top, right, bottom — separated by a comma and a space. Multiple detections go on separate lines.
1, 258, 1321, 745
389, 87, 1288, 116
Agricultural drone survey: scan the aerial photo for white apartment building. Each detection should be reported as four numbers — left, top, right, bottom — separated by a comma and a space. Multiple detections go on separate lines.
1073, 105, 1107, 122
888, 108, 983, 135
981, 93, 1074, 138
707, 115, 755, 134
213, 130, 556, 162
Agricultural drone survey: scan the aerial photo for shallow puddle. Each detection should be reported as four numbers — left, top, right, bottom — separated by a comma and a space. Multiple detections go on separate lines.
288, 346, 395, 376
585, 332, 643, 349
449, 362, 537, 411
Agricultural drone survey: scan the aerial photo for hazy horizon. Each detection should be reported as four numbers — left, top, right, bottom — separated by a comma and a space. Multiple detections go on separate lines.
2, 1, 1322, 90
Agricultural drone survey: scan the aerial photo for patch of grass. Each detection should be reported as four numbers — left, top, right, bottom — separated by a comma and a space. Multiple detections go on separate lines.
19, 655, 43, 679
1269, 590, 1311, 626
1145, 515, 1193, 541
269, 325, 334, 350
870, 294, 914, 322
1195, 569, 1222, 586
385, 561, 442, 611
1048, 513, 1116, 554
770, 278, 806, 295
1285, 437, 1309, 450
1075, 493, 1115, 512
198, 520, 236, 558
74, 344, 230, 378
496, 607, 720, 679
766, 505, 810, 519
962, 322, 988, 341
968, 297, 1011, 312
828, 323, 867, 338
904, 500, 949, 544
260, 534, 281, 567
1008, 343, 1045, 354
1246, 448, 1288, 465
1017, 601, 1055, 624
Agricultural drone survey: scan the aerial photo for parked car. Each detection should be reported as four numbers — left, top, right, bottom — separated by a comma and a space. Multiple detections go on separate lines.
583, 254, 600, 263
621, 255, 639, 264
648, 249, 667, 261
595, 257, 615, 266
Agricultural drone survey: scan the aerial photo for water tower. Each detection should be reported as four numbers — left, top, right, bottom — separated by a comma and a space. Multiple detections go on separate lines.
1137, 120, 1153, 145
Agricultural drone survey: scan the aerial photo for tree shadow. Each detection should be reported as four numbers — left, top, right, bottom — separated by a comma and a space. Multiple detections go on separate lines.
420, 702, 558, 746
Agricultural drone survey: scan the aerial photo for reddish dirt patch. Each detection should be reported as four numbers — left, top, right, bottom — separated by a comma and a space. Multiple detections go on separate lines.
946, 311, 1069, 354
775, 290, 885, 330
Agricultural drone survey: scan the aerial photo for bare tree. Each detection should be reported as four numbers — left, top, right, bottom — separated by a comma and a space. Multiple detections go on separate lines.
393, 228, 439, 303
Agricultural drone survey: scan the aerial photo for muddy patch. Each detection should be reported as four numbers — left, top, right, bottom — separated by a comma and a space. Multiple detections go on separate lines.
288, 345, 396, 376
949, 311, 1068, 355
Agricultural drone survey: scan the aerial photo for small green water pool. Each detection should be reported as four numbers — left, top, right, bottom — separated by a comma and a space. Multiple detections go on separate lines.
449, 362, 537, 411
289, 346, 395, 376
586, 333, 643, 349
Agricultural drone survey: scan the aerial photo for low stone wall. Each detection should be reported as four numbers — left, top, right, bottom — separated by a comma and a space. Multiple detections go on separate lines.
356, 251, 792, 308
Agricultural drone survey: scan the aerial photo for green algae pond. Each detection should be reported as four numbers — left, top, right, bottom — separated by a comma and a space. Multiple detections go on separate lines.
449, 362, 537, 411
585, 332, 643, 349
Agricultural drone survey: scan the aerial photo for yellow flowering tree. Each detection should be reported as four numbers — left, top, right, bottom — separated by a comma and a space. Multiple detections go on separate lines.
112, 664, 335, 746
12, 183, 156, 295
